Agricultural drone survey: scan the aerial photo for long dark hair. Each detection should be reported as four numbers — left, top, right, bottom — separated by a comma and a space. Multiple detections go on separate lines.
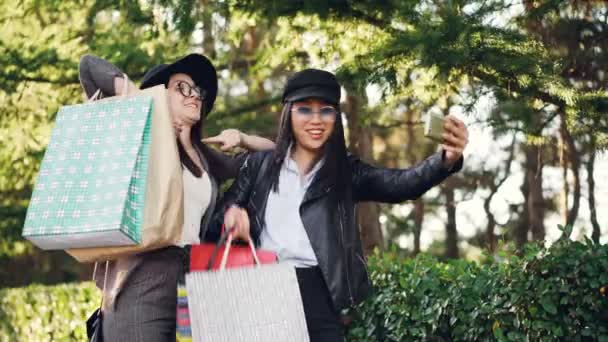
176, 100, 207, 178
268, 101, 351, 197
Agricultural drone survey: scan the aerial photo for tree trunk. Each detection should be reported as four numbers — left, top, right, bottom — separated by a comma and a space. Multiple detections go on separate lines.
559, 120, 570, 224
357, 174, 383, 254
440, 104, 458, 258
525, 143, 545, 241
405, 109, 424, 255
413, 199, 424, 255
444, 177, 459, 259
483, 137, 515, 253
343, 84, 383, 255
484, 192, 497, 252
515, 167, 530, 250
561, 115, 581, 227
588, 137, 601, 243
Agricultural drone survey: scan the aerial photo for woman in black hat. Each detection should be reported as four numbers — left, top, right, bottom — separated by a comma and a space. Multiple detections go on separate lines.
79, 54, 274, 341
206, 68, 469, 341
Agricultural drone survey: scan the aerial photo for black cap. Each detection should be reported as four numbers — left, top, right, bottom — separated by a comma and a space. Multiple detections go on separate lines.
282, 69, 341, 105
140, 54, 218, 114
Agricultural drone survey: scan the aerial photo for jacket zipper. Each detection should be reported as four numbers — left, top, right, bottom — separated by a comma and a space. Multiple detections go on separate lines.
339, 202, 355, 306
249, 191, 264, 241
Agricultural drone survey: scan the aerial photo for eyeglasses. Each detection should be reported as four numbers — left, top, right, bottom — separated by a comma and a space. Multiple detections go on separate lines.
171, 80, 206, 101
292, 105, 338, 118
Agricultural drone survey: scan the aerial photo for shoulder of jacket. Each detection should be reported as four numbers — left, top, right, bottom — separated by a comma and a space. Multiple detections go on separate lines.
347, 152, 364, 168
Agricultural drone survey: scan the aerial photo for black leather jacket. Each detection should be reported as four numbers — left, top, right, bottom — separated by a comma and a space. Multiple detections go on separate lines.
206, 150, 462, 311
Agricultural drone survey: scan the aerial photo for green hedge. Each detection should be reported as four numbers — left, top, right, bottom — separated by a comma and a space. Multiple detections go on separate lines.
1, 228, 606, 341
348, 228, 608, 341
0, 282, 99, 342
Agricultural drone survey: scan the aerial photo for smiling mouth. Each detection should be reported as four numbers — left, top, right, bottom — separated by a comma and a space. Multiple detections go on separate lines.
306, 129, 325, 139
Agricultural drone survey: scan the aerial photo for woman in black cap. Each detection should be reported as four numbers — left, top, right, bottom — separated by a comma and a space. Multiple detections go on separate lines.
79, 54, 274, 341
207, 68, 469, 341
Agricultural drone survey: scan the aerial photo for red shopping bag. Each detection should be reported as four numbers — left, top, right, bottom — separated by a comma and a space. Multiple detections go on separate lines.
190, 227, 277, 271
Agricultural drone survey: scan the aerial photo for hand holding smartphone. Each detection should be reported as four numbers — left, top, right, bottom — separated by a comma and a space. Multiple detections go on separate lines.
424, 111, 445, 142
423, 113, 470, 168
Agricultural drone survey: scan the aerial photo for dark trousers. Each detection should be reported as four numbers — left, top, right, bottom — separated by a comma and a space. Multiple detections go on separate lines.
296, 267, 345, 342
103, 248, 183, 342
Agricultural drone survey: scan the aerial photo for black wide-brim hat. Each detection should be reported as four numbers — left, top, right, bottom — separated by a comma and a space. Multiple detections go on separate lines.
282, 68, 341, 105
140, 53, 218, 114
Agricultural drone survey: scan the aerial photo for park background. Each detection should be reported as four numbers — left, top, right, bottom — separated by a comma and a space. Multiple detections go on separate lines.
1, 0, 607, 340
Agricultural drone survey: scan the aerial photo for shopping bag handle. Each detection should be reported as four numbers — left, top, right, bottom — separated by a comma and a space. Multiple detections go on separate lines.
205, 225, 233, 270
87, 73, 129, 102
219, 232, 261, 270
205, 225, 261, 271
92, 261, 109, 310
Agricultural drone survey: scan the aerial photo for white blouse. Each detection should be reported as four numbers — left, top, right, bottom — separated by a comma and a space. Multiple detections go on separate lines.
260, 152, 324, 267
176, 166, 212, 247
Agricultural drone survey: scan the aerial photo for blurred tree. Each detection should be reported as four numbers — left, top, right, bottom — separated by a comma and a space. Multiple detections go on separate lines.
519, 0, 607, 234
222, 0, 608, 253
0, 0, 190, 286
2, 0, 608, 288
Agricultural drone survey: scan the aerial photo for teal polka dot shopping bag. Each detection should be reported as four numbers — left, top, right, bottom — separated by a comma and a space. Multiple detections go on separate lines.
23, 85, 184, 261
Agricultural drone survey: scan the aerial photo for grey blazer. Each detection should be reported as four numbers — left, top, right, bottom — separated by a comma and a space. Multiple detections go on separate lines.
79, 54, 123, 99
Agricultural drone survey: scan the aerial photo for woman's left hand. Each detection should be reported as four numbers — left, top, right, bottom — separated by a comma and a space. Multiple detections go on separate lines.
202, 129, 245, 151
440, 116, 469, 168
224, 206, 250, 242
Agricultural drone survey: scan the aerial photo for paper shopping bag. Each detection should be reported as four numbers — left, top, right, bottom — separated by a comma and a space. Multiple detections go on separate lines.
186, 233, 308, 342
22, 94, 153, 249
66, 85, 184, 262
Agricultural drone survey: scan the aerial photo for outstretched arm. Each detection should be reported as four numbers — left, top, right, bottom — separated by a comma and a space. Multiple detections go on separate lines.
353, 115, 468, 203
351, 151, 462, 203
202, 129, 275, 152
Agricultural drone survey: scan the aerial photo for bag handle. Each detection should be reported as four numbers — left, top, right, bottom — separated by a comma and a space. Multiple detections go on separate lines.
205, 225, 260, 271
92, 261, 110, 310
219, 232, 261, 270
87, 73, 129, 102
88, 89, 102, 102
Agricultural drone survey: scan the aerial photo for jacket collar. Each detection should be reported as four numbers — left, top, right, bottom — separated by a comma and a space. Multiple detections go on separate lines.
284, 144, 325, 188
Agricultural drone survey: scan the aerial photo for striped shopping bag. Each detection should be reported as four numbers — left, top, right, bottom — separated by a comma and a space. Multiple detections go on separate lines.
176, 283, 193, 342
185, 233, 309, 341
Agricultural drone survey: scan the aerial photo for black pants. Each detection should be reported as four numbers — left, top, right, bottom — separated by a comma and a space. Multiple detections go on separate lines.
296, 267, 345, 342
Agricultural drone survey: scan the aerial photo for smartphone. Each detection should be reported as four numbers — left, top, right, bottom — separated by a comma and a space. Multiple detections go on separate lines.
424, 111, 445, 142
